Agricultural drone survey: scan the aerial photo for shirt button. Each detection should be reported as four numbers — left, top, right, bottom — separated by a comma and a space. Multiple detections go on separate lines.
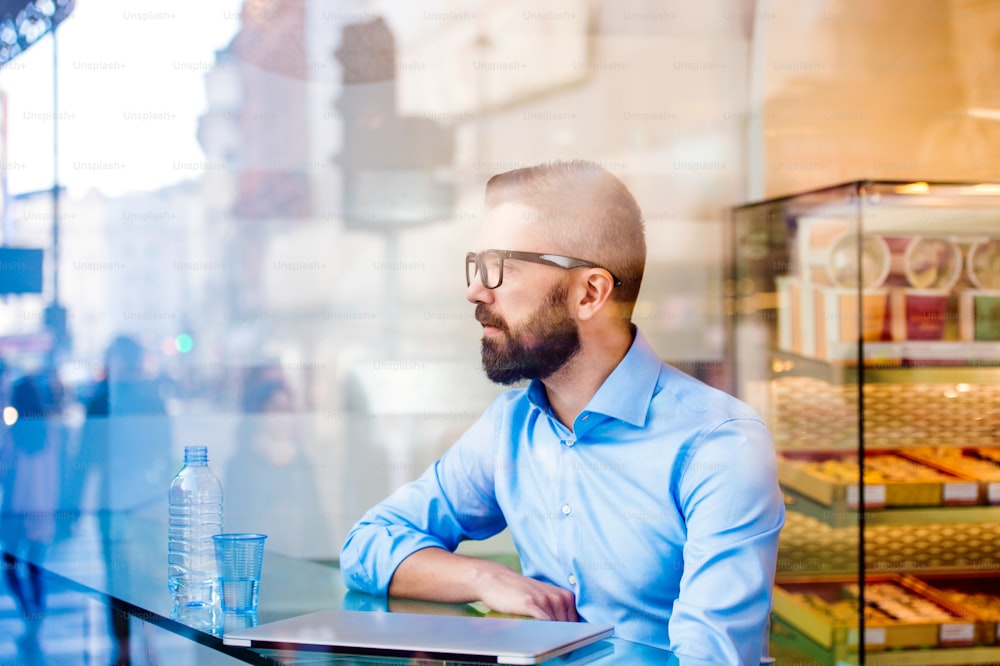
565, 440, 575, 447
561, 504, 572, 515
568, 574, 577, 585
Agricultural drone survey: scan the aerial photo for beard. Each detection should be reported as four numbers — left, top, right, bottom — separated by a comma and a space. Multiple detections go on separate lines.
476, 282, 581, 385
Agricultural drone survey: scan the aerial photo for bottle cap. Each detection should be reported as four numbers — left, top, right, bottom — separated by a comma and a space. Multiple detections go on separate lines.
183, 446, 208, 463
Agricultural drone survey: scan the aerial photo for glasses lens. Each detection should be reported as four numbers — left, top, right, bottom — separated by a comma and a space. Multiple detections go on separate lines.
466, 251, 503, 288
481, 251, 503, 288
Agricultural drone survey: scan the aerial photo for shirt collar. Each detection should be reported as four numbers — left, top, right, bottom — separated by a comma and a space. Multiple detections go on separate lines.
525, 327, 660, 430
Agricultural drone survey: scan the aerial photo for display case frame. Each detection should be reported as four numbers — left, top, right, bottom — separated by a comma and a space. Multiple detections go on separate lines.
728, 180, 1000, 665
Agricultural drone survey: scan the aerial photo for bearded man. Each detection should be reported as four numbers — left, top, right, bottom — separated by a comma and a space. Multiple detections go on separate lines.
340, 160, 784, 664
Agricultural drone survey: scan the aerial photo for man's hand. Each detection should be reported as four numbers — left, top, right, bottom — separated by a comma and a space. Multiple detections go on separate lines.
473, 560, 578, 621
388, 548, 578, 622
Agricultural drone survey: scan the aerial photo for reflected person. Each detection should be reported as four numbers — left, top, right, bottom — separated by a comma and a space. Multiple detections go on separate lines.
69, 335, 173, 665
341, 160, 785, 664
0, 372, 63, 661
225, 376, 330, 558
69, 335, 173, 516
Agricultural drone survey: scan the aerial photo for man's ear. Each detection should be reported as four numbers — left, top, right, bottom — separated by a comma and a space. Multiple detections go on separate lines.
575, 270, 616, 322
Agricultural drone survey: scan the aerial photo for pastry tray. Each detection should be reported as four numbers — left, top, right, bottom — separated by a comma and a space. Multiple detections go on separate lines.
777, 450, 980, 509
897, 446, 1000, 505
773, 574, 976, 651
906, 573, 1000, 646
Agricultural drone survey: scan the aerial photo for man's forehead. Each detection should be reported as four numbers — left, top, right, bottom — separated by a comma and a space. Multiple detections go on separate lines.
475, 202, 546, 249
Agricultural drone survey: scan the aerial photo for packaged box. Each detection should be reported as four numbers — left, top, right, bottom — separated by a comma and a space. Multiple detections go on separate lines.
885, 235, 963, 290
812, 285, 890, 361
796, 216, 852, 284
776, 275, 808, 355
889, 288, 953, 341
959, 289, 1000, 341
826, 232, 891, 289
966, 238, 1000, 291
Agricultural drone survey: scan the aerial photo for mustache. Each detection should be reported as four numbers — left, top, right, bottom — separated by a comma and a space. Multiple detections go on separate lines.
475, 304, 508, 332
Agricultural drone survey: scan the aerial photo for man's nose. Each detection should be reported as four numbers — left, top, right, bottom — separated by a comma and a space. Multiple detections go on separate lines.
466, 274, 493, 304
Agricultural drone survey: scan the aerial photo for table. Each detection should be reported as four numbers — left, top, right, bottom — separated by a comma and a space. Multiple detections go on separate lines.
2, 513, 692, 665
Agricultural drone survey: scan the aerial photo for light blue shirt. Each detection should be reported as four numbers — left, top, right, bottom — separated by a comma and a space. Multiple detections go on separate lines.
341, 330, 785, 665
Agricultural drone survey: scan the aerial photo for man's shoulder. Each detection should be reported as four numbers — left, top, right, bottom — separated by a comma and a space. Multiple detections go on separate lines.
653, 363, 763, 424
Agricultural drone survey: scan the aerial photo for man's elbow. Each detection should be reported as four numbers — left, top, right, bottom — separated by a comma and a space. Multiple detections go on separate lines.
339, 527, 383, 595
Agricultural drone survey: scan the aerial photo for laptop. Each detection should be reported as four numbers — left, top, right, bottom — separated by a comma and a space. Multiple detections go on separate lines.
222, 608, 615, 664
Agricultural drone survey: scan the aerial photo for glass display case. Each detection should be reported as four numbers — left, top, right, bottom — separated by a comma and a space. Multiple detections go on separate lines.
728, 181, 1000, 665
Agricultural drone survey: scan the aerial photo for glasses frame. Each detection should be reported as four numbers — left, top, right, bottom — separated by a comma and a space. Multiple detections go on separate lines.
466, 249, 623, 290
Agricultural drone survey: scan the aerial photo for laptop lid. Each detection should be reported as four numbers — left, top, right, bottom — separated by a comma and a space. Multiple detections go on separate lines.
222, 608, 614, 665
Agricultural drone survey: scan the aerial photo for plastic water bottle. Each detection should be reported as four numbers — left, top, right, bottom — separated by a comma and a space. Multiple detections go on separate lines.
168, 446, 223, 607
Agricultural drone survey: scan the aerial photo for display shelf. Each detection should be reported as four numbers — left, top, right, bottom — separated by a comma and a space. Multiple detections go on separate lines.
732, 180, 1000, 663
784, 488, 1000, 528
770, 614, 839, 666
778, 512, 1000, 578
770, 350, 1000, 385
865, 648, 1000, 666
772, 614, 1000, 666
770, 375, 1000, 451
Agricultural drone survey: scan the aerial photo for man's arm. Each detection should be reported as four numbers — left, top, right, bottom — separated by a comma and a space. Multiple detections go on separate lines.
388, 547, 578, 622
668, 418, 785, 665
340, 401, 578, 621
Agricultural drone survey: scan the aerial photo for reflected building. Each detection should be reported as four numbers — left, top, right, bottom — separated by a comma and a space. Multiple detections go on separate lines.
3, 182, 206, 370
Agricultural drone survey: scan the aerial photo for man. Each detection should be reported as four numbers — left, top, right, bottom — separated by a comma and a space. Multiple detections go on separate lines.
341, 160, 784, 664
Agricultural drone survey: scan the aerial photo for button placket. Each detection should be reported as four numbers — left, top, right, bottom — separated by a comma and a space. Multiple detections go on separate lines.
551, 412, 581, 597
559, 426, 581, 596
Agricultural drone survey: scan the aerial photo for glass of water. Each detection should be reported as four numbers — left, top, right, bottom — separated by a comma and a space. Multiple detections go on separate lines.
212, 533, 267, 613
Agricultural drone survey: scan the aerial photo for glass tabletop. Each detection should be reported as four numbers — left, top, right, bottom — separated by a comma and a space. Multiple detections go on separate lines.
4, 512, 696, 665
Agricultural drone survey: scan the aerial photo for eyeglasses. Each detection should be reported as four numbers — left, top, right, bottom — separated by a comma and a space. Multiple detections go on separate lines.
466, 249, 622, 290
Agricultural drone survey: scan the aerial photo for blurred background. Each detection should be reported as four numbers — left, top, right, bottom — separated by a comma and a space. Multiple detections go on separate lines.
0, 0, 998, 613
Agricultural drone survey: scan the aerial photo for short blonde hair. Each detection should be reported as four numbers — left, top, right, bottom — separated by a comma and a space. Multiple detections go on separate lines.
484, 160, 646, 315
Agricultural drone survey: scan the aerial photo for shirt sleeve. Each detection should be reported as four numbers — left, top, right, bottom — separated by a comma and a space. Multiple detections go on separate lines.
668, 417, 785, 665
340, 402, 509, 595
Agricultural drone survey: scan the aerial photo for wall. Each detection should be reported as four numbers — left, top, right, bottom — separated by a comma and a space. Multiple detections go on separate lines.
759, 0, 1000, 197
